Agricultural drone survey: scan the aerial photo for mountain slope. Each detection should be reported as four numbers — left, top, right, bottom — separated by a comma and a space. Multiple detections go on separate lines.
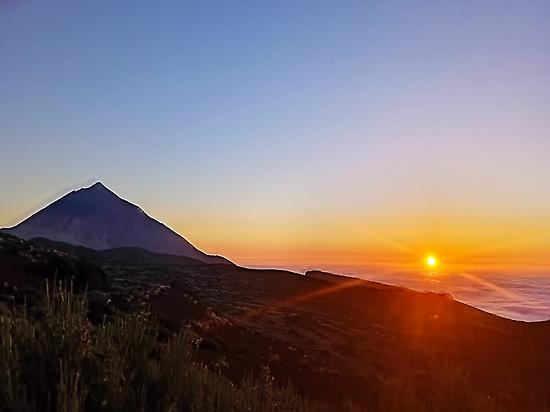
29, 236, 207, 267
3, 182, 231, 265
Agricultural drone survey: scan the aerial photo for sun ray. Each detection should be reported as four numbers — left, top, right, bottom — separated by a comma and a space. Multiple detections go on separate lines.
233, 277, 366, 323
440, 262, 528, 304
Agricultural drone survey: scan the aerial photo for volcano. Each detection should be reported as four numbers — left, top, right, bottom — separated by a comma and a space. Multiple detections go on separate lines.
3, 182, 231, 265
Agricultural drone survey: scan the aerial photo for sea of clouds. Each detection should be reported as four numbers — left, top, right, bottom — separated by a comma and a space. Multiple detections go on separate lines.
353, 271, 550, 322
251, 262, 550, 322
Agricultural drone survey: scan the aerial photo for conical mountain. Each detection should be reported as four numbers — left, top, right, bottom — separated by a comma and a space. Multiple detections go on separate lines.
3, 182, 231, 265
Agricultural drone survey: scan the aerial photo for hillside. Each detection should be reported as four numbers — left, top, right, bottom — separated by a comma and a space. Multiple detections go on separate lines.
132, 263, 550, 411
1, 234, 550, 410
0, 232, 107, 293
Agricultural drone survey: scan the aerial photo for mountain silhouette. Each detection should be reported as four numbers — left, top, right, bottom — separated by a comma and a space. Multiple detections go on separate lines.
3, 182, 231, 265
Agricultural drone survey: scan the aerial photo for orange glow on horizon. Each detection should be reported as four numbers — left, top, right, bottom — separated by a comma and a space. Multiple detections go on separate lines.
166, 211, 550, 275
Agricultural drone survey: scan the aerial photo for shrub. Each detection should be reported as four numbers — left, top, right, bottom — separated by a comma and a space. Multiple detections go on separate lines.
377, 357, 497, 412
0, 282, 313, 412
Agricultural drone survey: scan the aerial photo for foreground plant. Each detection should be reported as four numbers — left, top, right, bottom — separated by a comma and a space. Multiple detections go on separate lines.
0, 282, 312, 412
0, 281, 498, 412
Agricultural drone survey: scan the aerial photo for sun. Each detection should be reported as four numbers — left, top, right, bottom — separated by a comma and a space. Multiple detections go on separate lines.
426, 255, 438, 267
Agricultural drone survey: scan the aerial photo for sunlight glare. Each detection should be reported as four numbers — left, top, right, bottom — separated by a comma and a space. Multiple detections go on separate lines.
426, 255, 437, 267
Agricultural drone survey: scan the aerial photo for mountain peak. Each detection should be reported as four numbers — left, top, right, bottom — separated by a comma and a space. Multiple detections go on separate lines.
89, 181, 107, 189
85, 181, 114, 193
75, 182, 122, 203
3, 183, 231, 265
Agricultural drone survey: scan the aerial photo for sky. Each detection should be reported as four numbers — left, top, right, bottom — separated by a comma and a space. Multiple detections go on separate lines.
1, 0, 550, 275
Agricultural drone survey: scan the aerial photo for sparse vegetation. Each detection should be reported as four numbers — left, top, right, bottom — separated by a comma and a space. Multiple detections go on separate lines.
0, 282, 313, 412
1, 233, 547, 411
0, 281, 503, 412
377, 358, 497, 412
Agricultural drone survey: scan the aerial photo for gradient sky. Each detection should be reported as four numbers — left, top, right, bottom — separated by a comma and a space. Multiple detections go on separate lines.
1, 1, 550, 273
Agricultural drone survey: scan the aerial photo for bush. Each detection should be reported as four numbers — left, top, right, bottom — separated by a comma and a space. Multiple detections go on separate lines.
377, 357, 497, 412
0, 281, 498, 412
0, 282, 313, 412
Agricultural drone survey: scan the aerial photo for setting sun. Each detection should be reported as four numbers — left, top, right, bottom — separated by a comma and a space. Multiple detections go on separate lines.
426, 255, 438, 267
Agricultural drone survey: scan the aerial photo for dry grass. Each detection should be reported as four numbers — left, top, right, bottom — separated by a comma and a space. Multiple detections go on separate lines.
0, 281, 313, 412
0, 279, 501, 412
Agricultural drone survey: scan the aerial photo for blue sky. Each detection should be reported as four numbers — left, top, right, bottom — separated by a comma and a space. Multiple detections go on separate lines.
1, 0, 550, 268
